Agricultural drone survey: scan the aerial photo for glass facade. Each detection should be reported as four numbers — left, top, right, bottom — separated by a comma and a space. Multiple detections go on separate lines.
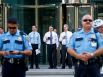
0, 5, 2, 26
66, 6, 75, 32
90, 0, 103, 2
38, 0, 61, 5
78, 6, 92, 27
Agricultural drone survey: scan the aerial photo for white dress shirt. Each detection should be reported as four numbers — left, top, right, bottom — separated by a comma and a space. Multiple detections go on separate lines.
43, 31, 59, 48
59, 31, 72, 45
28, 31, 41, 49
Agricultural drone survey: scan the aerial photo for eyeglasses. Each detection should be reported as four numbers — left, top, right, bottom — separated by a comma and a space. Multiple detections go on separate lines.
83, 19, 93, 22
97, 26, 103, 29
8, 27, 16, 29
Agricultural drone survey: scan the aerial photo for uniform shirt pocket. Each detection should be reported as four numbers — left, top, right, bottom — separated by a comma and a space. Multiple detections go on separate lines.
75, 38, 83, 48
2, 40, 10, 50
3, 40, 10, 44
15, 40, 23, 50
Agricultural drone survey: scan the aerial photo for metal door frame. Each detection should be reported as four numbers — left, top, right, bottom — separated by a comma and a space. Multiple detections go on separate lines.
66, 3, 94, 31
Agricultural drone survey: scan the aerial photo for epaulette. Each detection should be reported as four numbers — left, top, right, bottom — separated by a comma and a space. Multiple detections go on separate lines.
94, 28, 98, 33
19, 31, 27, 36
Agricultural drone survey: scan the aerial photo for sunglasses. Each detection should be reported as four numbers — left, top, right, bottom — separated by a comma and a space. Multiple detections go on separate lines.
96, 26, 103, 29
8, 27, 16, 29
83, 19, 93, 22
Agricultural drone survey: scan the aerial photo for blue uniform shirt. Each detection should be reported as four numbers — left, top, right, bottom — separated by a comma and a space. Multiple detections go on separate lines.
0, 30, 32, 58
96, 33, 103, 48
67, 28, 98, 54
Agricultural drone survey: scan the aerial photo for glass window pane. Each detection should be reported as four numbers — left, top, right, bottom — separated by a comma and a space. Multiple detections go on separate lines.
38, 0, 62, 5
66, 6, 75, 32
78, 6, 91, 27
0, 6, 2, 26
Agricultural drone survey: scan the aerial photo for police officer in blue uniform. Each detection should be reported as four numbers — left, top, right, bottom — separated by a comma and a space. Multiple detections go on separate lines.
92, 19, 103, 49
0, 17, 32, 77
67, 14, 101, 77
92, 19, 103, 67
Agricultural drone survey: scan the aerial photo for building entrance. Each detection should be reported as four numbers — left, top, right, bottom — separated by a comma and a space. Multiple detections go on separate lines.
2, 3, 94, 64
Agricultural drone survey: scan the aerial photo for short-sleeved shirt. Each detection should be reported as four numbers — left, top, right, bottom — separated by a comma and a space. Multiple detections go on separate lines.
67, 28, 98, 54
97, 32, 103, 48
0, 30, 32, 58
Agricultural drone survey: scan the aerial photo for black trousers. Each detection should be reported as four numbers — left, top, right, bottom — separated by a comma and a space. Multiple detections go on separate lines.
2, 62, 26, 77
29, 44, 39, 68
47, 44, 57, 68
74, 63, 100, 77
61, 45, 72, 68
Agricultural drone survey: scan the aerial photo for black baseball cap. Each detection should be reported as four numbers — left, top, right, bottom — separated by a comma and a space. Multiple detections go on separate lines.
7, 17, 18, 24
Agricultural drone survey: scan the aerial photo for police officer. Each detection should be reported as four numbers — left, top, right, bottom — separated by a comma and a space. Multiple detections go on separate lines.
28, 25, 41, 69
43, 26, 59, 69
91, 19, 103, 60
92, 19, 103, 68
0, 17, 32, 77
67, 14, 101, 77
59, 24, 72, 69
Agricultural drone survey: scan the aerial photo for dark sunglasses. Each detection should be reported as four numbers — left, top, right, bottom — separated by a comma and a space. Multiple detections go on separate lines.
8, 27, 16, 29
83, 19, 93, 22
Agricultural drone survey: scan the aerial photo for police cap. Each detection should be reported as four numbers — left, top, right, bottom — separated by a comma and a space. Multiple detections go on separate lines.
7, 17, 18, 24
92, 19, 103, 28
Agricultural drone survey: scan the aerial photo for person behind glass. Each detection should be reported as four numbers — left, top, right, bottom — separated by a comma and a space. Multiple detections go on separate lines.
0, 27, 4, 35
67, 14, 101, 77
59, 24, 72, 69
28, 25, 41, 69
0, 17, 32, 77
43, 26, 59, 69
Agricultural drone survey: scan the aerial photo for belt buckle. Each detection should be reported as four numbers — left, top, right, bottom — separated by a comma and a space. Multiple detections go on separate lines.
17, 59, 20, 64
84, 61, 88, 65
77, 61, 80, 65
9, 58, 14, 64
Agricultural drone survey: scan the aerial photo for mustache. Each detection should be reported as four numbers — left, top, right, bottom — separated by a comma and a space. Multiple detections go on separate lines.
86, 22, 91, 24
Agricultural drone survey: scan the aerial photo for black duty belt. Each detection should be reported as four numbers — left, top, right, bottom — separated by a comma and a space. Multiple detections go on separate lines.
2, 58, 25, 64
74, 57, 101, 65
72, 55, 103, 66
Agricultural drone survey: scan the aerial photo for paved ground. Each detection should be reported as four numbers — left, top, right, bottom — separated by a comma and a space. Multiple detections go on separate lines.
0, 65, 103, 77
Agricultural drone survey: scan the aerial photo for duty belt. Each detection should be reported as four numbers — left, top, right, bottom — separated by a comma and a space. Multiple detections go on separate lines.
2, 58, 24, 64
76, 57, 98, 66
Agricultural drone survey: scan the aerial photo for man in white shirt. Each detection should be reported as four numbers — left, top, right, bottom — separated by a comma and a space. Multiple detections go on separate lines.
59, 24, 73, 69
28, 25, 41, 69
43, 26, 59, 69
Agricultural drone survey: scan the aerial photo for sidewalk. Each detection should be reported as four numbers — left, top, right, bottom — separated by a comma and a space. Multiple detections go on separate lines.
28, 64, 73, 69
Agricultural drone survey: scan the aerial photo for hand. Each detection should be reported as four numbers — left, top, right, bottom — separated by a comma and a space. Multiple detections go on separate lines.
76, 53, 88, 62
48, 37, 50, 40
63, 36, 66, 39
9, 50, 19, 55
2, 51, 10, 56
84, 52, 94, 60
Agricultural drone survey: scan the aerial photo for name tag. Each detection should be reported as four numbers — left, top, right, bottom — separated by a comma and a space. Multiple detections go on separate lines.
91, 41, 97, 47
